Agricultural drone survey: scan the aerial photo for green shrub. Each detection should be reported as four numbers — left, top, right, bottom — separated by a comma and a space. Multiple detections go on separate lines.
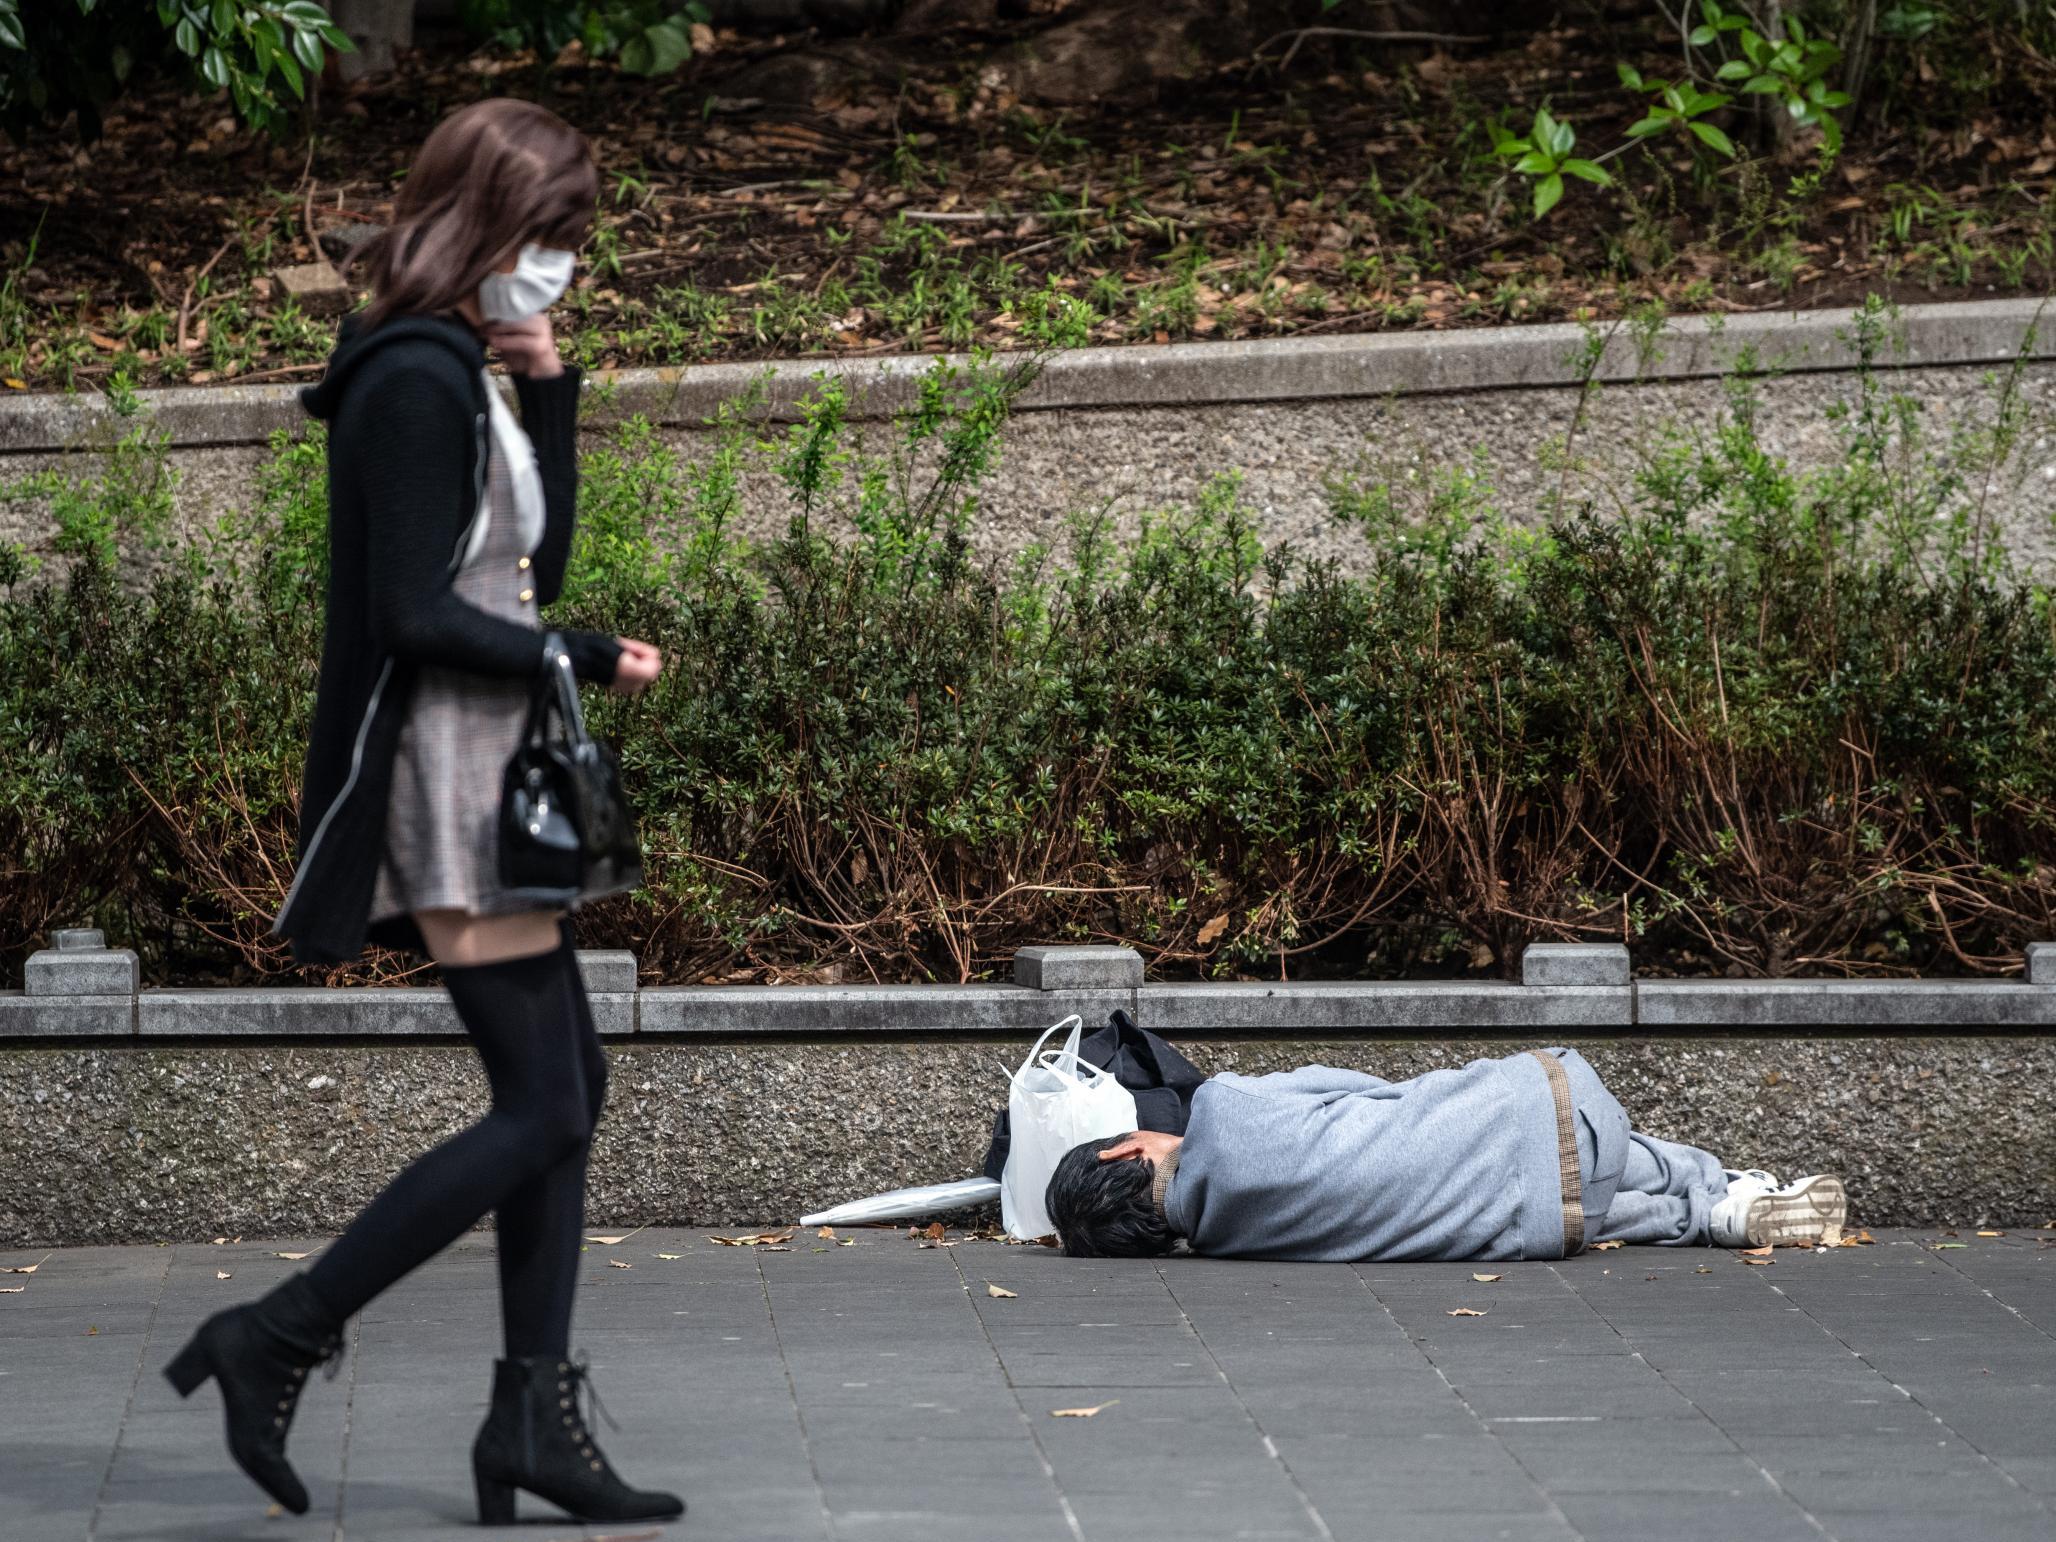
3, 313, 2052, 986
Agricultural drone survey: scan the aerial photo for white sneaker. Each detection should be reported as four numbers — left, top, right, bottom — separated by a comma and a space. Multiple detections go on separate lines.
1710, 1174, 1847, 1248
1723, 1168, 1780, 1190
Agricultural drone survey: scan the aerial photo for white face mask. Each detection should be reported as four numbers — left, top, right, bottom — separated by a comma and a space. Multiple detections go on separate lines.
477, 243, 576, 323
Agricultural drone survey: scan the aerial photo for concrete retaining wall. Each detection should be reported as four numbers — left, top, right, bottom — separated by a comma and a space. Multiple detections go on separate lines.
3, 1034, 2049, 1246
6, 299, 2054, 577
5, 938, 2054, 1244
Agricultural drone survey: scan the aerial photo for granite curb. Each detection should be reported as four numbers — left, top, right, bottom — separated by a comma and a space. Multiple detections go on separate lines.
4, 939, 2055, 1037
2, 297, 2047, 452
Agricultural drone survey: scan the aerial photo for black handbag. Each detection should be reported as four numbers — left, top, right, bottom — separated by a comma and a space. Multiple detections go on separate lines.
498, 632, 643, 903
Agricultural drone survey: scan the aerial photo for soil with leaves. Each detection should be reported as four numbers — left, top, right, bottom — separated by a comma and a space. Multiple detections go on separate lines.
4, 4, 2055, 393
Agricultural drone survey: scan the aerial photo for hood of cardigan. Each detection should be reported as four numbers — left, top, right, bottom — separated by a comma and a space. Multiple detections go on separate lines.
299, 311, 486, 421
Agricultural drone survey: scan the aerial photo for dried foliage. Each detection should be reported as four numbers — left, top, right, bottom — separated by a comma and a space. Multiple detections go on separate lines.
2, 302, 2052, 986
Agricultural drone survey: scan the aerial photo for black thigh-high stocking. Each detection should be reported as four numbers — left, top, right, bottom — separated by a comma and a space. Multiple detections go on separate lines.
491, 919, 609, 1359
304, 941, 595, 1325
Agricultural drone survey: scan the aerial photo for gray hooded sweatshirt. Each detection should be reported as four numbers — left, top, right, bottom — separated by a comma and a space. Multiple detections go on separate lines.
1163, 1048, 1616, 1262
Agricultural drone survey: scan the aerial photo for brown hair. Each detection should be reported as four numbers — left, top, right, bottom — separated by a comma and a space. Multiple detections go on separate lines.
349, 98, 598, 329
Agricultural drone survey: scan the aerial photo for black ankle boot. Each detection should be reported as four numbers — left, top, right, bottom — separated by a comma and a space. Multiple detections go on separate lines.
471, 1357, 685, 1525
162, 1273, 343, 1515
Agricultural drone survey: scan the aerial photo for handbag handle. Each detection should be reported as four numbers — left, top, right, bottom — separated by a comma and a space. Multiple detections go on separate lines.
525, 632, 595, 754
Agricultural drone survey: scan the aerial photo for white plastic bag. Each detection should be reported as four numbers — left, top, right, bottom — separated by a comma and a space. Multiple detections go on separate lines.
1000, 1015, 1139, 1241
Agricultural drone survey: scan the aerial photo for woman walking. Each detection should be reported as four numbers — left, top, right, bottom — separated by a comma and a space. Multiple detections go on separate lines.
161, 99, 682, 1527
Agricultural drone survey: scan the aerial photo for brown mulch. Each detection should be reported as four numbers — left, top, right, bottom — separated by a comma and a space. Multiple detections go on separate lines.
4, 10, 2054, 392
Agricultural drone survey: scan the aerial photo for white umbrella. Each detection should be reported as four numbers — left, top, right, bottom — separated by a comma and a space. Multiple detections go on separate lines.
799, 1177, 1000, 1229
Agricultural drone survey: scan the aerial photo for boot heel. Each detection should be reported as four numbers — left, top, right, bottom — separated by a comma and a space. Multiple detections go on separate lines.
163, 1338, 212, 1398
475, 1472, 517, 1526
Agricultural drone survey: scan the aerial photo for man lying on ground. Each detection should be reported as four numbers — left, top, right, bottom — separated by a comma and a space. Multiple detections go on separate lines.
1044, 1046, 1845, 1260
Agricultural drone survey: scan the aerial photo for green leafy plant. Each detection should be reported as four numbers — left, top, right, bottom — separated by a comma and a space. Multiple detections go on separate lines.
0, 0, 352, 140
1489, 107, 1611, 217
458, 0, 711, 74
1691, 0, 1852, 149
1618, 64, 1737, 158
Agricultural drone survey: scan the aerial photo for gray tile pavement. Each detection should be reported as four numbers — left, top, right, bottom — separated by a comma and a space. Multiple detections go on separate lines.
0, 1229, 2050, 1541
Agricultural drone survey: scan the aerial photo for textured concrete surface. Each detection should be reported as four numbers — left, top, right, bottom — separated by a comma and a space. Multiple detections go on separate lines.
2, 1036, 2050, 1247
8, 312, 2056, 587
23, 948, 137, 996
1640, 981, 2056, 1026
1524, 944, 1631, 988
1013, 944, 1144, 991
2, 1224, 2052, 1542
4, 299, 2046, 450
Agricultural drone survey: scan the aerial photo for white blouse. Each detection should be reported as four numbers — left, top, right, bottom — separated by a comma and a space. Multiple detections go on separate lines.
458, 373, 546, 571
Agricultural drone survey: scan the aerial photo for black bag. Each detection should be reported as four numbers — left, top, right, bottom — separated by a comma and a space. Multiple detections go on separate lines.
980, 1009, 1206, 1181
498, 632, 643, 902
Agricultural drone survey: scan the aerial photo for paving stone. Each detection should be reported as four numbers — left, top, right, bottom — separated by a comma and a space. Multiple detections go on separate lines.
5, 1226, 2054, 1540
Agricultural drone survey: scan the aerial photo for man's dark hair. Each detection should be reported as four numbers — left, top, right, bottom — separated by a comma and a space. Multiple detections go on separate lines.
1045, 1136, 1179, 1258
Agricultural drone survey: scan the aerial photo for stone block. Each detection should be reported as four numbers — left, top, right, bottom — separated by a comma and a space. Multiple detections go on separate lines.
576, 949, 638, 994
24, 948, 138, 997
270, 261, 348, 311
1136, 982, 1633, 1031
1013, 946, 1143, 991
52, 928, 105, 950
0, 992, 132, 1036
135, 986, 639, 1038
639, 983, 1129, 1036
2027, 942, 2056, 986
1634, 980, 2056, 1026
1521, 944, 1631, 988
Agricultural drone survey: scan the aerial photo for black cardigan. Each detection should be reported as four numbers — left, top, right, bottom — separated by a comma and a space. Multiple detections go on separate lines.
271, 312, 623, 966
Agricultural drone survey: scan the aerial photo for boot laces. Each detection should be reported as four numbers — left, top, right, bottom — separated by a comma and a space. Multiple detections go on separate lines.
564, 1354, 620, 1443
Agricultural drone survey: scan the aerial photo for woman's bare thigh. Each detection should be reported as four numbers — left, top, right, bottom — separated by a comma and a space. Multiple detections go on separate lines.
415, 908, 565, 967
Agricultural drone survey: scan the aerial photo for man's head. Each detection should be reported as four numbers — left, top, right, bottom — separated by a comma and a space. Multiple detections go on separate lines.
1045, 1132, 1182, 1258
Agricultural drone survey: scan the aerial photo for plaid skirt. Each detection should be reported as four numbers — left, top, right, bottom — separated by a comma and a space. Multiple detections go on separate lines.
368, 445, 550, 923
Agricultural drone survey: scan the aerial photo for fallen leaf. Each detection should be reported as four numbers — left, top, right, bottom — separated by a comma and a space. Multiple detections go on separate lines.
1446, 1307, 1488, 1317
1052, 1401, 1117, 1417
216, 1269, 233, 1280
1470, 1273, 1503, 1283
1740, 1246, 1773, 1257
2, 377, 25, 389
1, 1255, 47, 1275
86, 1326, 98, 1335
1836, 1230, 1876, 1247
1695, 1265, 1713, 1274
837, 1238, 855, 1247
709, 1231, 795, 1247
586, 1224, 648, 1246
1932, 1243, 1968, 1250
817, 1226, 837, 1239
1195, 913, 1230, 946
274, 1251, 314, 1261
0, 1286, 24, 1294
987, 1283, 1018, 1298
924, 1222, 946, 1241
608, 1260, 632, 1269
656, 1252, 683, 1260
1977, 1230, 2004, 1237
1591, 1240, 1624, 1252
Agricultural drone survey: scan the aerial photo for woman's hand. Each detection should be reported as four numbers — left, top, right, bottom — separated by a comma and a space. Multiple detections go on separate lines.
481, 314, 563, 379
610, 637, 662, 696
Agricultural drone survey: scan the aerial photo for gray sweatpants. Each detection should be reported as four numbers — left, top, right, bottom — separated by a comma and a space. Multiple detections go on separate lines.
1561, 1055, 1731, 1247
